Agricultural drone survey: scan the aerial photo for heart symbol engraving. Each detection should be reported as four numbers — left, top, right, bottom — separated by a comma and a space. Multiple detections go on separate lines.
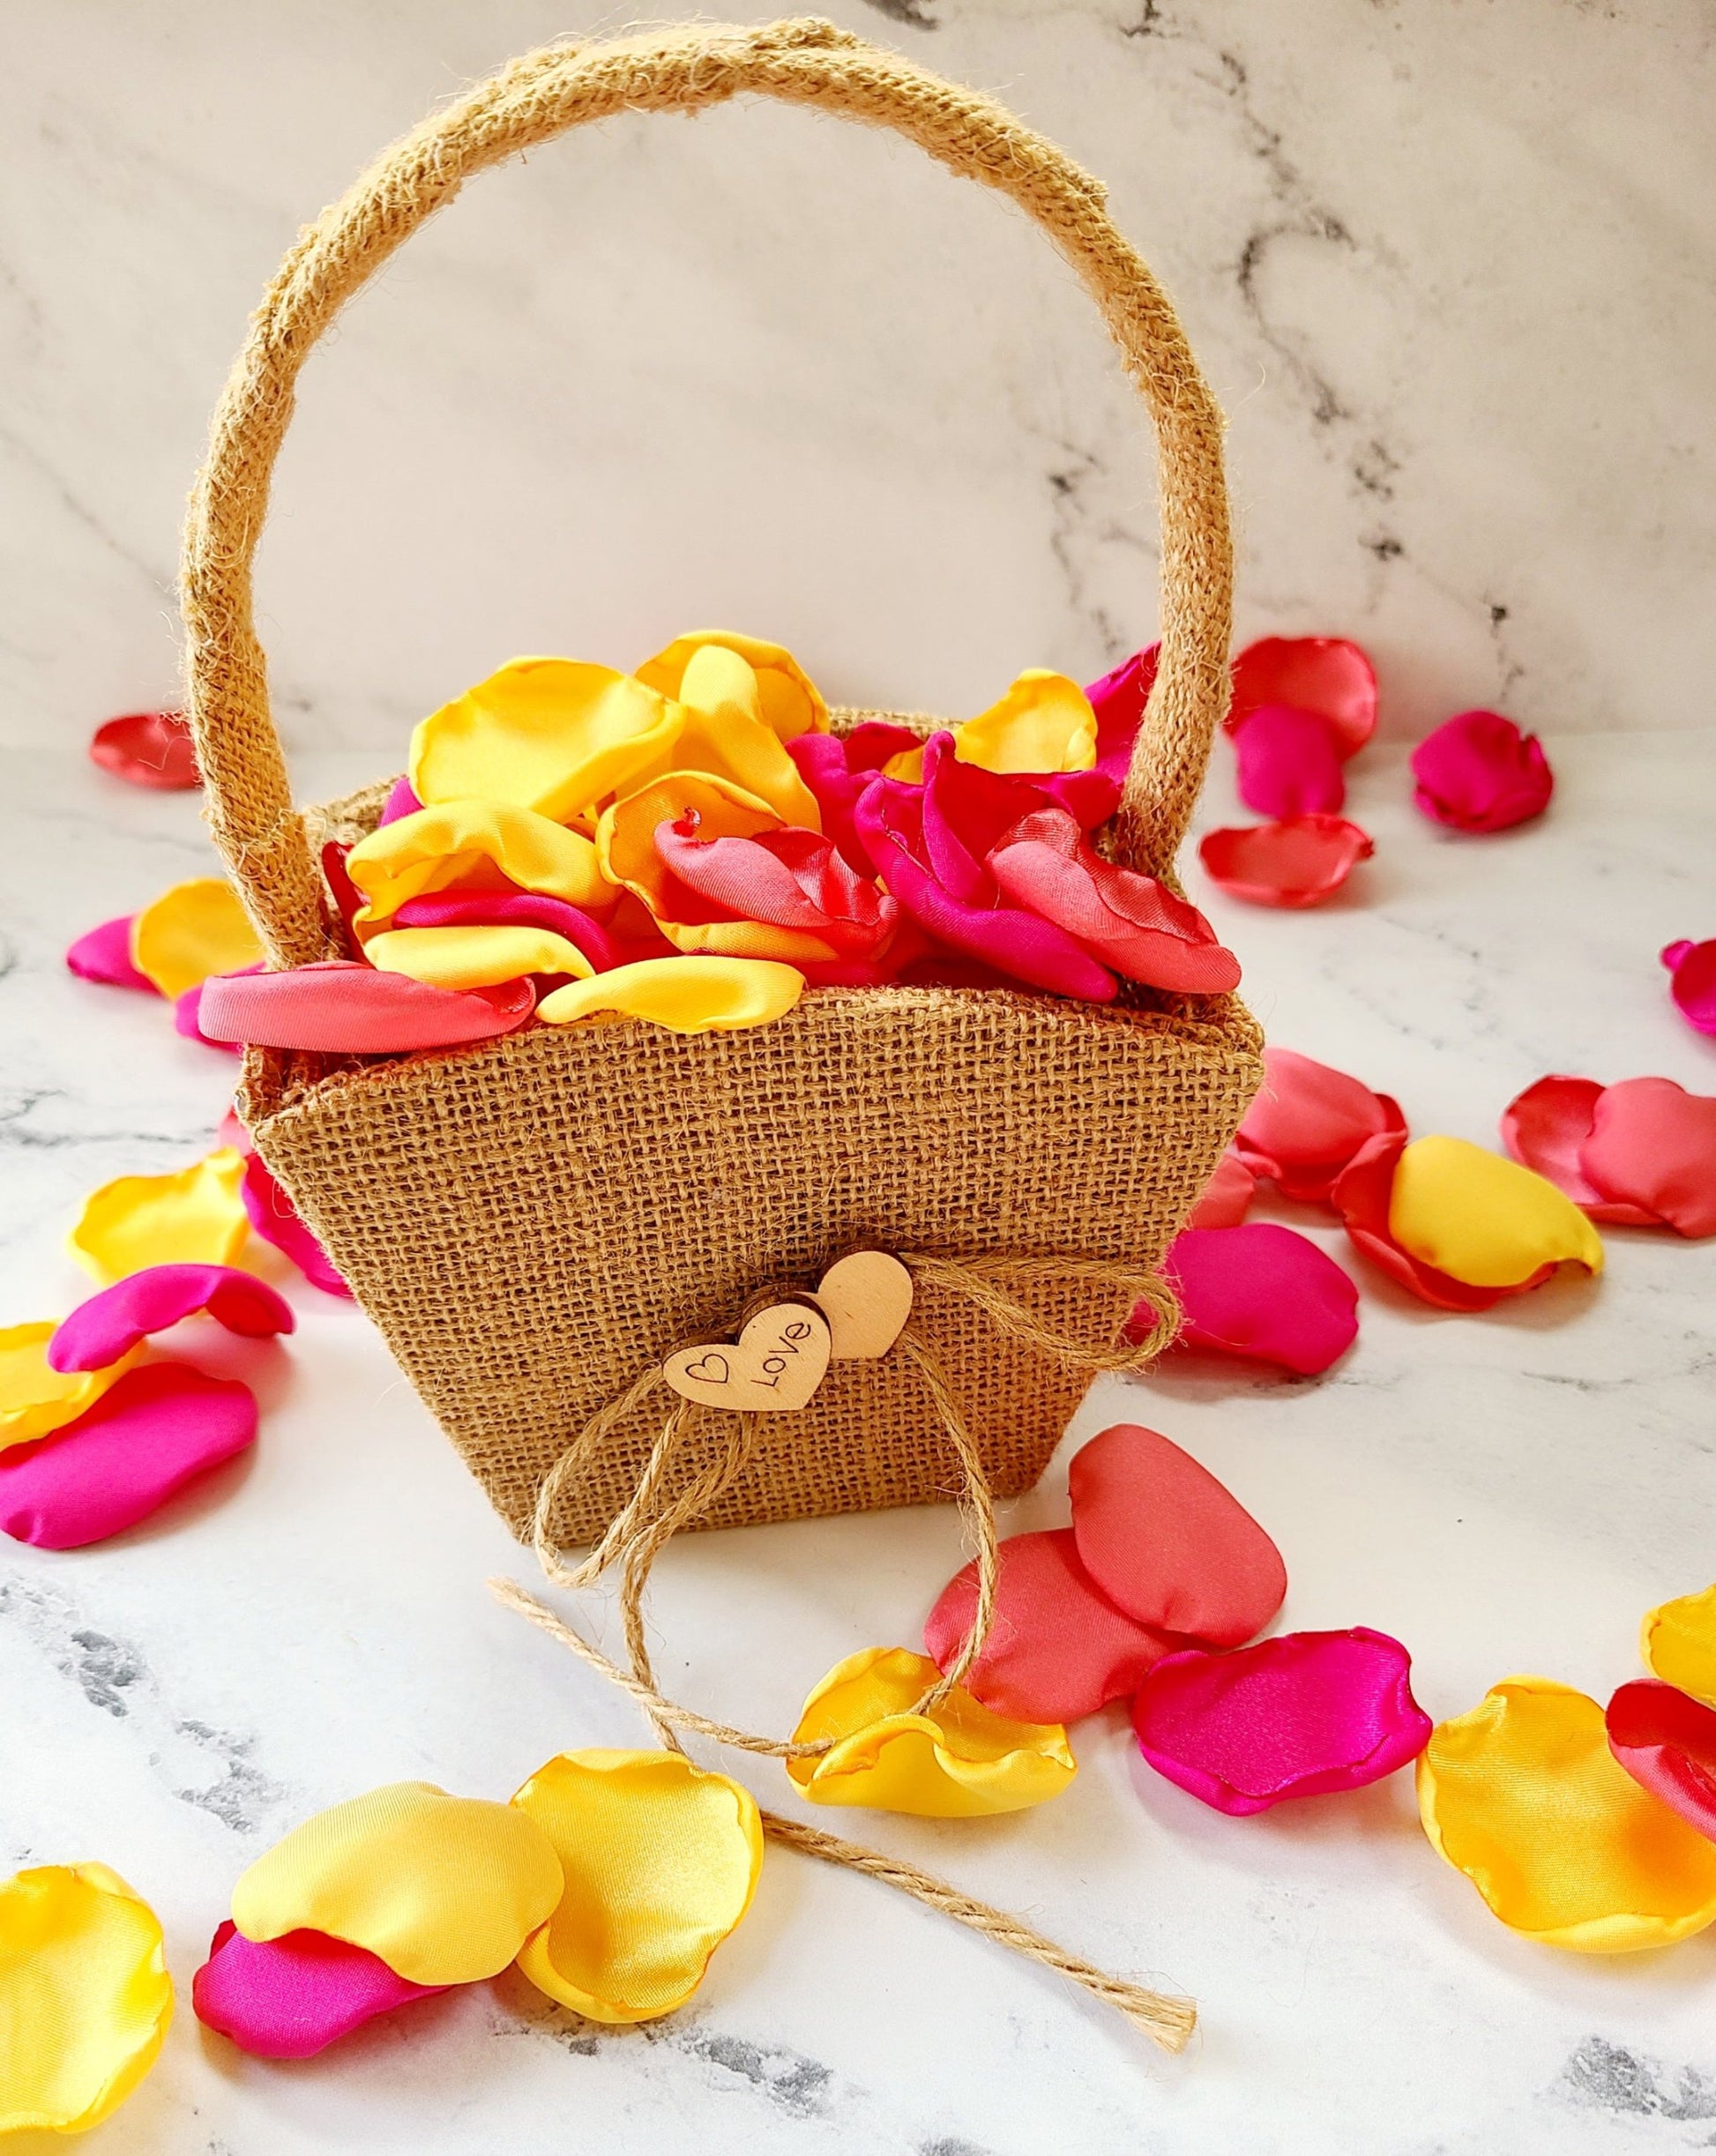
664, 1303, 831, 1414
812, 1251, 914, 1360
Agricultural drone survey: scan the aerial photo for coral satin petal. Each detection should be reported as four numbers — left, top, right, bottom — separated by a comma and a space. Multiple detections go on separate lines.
1607, 1682, 1716, 1844
1643, 1583, 1716, 1708
1410, 711, 1553, 833
241, 1153, 354, 1298
1067, 1422, 1287, 1647
89, 709, 200, 790
1579, 1078, 1716, 1239
1188, 1150, 1257, 1228
1662, 937, 1716, 1036
192, 1921, 448, 2058
1229, 637, 1377, 755
1236, 1046, 1407, 1204
48, 1263, 294, 1372
1161, 1222, 1360, 1375
1133, 1629, 1431, 1815
923, 1528, 1174, 1725
1198, 817, 1374, 907
1232, 705, 1347, 817
1499, 1076, 1622, 1214
65, 915, 157, 993
198, 961, 535, 1052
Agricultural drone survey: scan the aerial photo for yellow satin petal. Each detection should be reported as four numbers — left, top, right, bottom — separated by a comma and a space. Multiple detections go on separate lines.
0, 1323, 142, 1453
511, 1749, 763, 2024
954, 669, 1097, 775
0, 1862, 172, 2135
881, 744, 925, 782
635, 628, 829, 742
1417, 1676, 1716, 1951
618, 647, 824, 830
1643, 1583, 1716, 1708
786, 1646, 1077, 1817
409, 657, 682, 827
1387, 1134, 1605, 1287
346, 800, 616, 927
364, 924, 595, 992
537, 957, 803, 1034
68, 1149, 250, 1284
130, 877, 263, 1001
232, 1781, 563, 1987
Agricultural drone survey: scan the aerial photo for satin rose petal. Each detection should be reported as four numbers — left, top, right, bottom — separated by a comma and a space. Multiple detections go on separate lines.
537, 956, 803, 1033
365, 923, 594, 991
1607, 1682, 1716, 1844
954, 669, 1097, 775
198, 960, 535, 1053
1161, 1222, 1360, 1376
0, 1323, 141, 1452
1418, 1677, 1716, 1951
655, 817, 898, 958
1188, 1149, 1257, 1228
48, 1262, 294, 1372
627, 642, 824, 829
785, 725, 920, 876
65, 915, 157, 993
1643, 1583, 1716, 1708
346, 800, 616, 928
1411, 710, 1553, 833
1578, 1078, 1716, 1238
0, 1862, 173, 2134
635, 628, 830, 742
1498, 1075, 1620, 1214
174, 981, 242, 1056
787, 1646, 1076, 1817
131, 877, 264, 1000
1235, 1046, 1407, 1204
240, 1153, 354, 1298
1388, 1133, 1604, 1289
1067, 1421, 1287, 1647
923, 1528, 1173, 1724
378, 776, 422, 824
1228, 636, 1377, 757
1662, 937, 1716, 1036
1232, 705, 1347, 817
392, 888, 629, 973
1198, 817, 1374, 908
511, 1749, 763, 2024
89, 708, 199, 789
192, 1921, 447, 2059
232, 1782, 563, 1987
1084, 642, 1158, 786
69, 1149, 250, 1284
410, 658, 679, 824
1333, 1131, 1520, 1310
1134, 1629, 1430, 1815
0, 1362, 257, 1548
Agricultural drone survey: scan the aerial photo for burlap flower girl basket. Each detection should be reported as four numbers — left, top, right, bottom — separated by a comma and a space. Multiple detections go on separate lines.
183, 18, 1263, 1556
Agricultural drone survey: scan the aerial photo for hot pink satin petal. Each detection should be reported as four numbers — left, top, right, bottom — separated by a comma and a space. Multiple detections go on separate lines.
1083, 643, 1159, 786
1188, 1151, 1257, 1229
785, 727, 918, 877
89, 709, 200, 790
65, 915, 158, 994
1578, 1078, 1716, 1238
924, 1528, 1175, 1725
1132, 1628, 1430, 1814
655, 820, 898, 955
1232, 705, 1347, 817
1410, 711, 1553, 833
193, 1920, 448, 2059
1198, 817, 1373, 908
48, 1264, 294, 1373
175, 982, 242, 1055
1160, 1222, 1360, 1376
241, 1153, 353, 1299
1228, 638, 1377, 757
1332, 1130, 1548, 1309
1662, 938, 1716, 1038
217, 1106, 255, 1157
198, 961, 536, 1053
0, 1362, 257, 1548
1607, 1681, 1716, 1843
1067, 1422, 1286, 1648
1235, 1046, 1407, 1205
378, 776, 423, 825
392, 888, 627, 972
322, 842, 364, 951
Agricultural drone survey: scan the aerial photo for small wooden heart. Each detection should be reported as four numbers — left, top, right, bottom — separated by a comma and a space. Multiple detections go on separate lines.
812, 1250, 914, 1360
663, 1302, 832, 1414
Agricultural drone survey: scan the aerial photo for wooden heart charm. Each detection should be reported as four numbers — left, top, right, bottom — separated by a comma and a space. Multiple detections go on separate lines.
812, 1250, 914, 1360
663, 1302, 832, 1414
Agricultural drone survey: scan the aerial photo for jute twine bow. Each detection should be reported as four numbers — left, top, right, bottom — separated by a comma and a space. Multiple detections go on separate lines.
492, 1253, 1201, 2052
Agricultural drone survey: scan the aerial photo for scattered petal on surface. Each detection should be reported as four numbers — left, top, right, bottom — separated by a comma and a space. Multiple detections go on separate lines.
131, 878, 265, 1001
0, 1323, 140, 1453
923, 1528, 1173, 1725
1387, 1133, 1604, 1288
241, 1154, 353, 1298
1188, 1149, 1257, 1229
1198, 816, 1374, 908
1333, 1131, 1518, 1310
1228, 637, 1377, 757
0, 1861, 173, 2134
1607, 1682, 1716, 1845
1410, 711, 1552, 833
68, 1150, 250, 1282
89, 709, 199, 790
49, 1263, 295, 1371
787, 1646, 1077, 1817
65, 915, 156, 994
1498, 1076, 1617, 1215
365, 922, 595, 991
953, 670, 1097, 775
1160, 1222, 1361, 1375
1418, 1677, 1716, 1951
198, 960, 536, 1053
1662, 937, 1716, 1037
0, 1362, 258, 1548
1067, 1422, 1286, 1648
1134, 1628, 1430, 1815
232, 1783, 563, 1988
537, 956, 803, 1033
192, 1921, 447, 2059
1235, 1046, 1407, 1204
511, 1750, 763, 2023
1643, 1583, 1716, 1708
1503, 1074, 1716, 1234
1231, 705, 1347, 818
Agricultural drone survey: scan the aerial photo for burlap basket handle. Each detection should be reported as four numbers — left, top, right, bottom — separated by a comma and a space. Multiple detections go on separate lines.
183, 16, 1234, 968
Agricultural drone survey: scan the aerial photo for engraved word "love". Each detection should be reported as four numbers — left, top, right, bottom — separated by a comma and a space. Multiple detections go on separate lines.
663, 1302, 832, 1414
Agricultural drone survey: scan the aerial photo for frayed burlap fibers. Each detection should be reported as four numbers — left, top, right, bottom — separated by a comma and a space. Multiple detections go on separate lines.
189, 19, 1264, 1548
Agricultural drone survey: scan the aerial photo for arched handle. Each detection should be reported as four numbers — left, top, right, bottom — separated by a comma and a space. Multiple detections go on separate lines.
182, 16, 1233, 967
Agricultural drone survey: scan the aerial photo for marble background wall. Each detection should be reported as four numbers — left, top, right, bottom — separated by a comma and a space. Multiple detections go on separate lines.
3, 0, 1712, 767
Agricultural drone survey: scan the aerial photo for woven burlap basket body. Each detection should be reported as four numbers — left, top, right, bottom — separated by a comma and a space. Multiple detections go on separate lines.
182, 19, 1263, 1548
